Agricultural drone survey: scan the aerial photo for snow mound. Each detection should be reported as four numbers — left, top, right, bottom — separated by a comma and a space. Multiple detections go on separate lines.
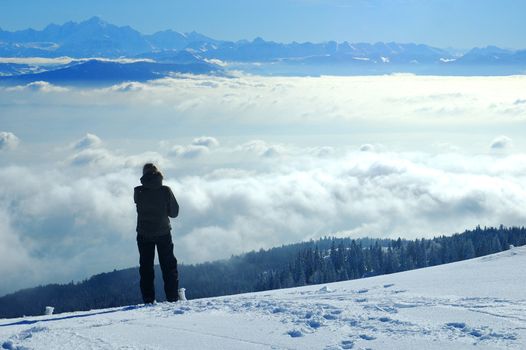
1, 246, 525, 349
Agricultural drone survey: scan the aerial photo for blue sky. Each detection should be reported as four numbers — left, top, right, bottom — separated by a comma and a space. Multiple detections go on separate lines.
1, 0, 525, 48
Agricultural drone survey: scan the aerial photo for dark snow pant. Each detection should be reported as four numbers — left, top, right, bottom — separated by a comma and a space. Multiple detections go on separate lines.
137, 233, 179, 303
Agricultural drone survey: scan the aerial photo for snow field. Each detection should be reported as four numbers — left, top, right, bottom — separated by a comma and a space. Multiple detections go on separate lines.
1, 246, 525, 349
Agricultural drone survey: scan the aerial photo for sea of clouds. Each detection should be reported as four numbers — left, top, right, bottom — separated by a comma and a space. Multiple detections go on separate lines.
1, 74, 525, 295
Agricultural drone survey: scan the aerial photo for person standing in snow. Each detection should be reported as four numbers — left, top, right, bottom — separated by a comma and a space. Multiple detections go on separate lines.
134, 163, 180, 303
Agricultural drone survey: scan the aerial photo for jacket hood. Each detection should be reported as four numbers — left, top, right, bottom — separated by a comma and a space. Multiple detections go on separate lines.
140, 171, 163, 189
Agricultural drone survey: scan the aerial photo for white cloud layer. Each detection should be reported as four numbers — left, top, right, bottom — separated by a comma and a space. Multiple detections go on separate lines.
3, 75, 526, 132
1, 134, 526, 296
1, 75, 526, 295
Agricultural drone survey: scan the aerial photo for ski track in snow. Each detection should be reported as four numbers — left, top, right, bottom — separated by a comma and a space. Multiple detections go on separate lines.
1, 247, 526, 350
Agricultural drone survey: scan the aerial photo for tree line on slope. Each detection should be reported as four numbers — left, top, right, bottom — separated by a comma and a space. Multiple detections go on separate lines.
254, 225, 524, 290
0, 226, 524, 319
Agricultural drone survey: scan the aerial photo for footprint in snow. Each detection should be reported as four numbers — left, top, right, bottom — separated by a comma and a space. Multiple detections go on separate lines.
323, 314, 339, 320
359, 334, 376, 341
272, 307, 287, 314
340, 339, 354, 349
375, 316, 407, 325
446, 322, 466, 329
445, 322, 517, 342
391, 290, 407, 294
174, 308, 189, 315
18, 326, 48, 340
470, 329, 484, 338
287, 329, 303, 338
364, 304, 398, 314
2, 326, 48, 350
2, 340, 18, 350
307, 319, 322, 329
347, 318, 361, 327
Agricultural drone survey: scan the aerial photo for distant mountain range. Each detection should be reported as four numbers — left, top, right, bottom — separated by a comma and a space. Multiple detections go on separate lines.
0, 60, 219, 86
0, 17, 219, 58
0, 16, 525, 84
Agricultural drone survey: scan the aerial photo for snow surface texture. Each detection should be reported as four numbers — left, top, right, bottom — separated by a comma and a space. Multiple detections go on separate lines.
1, 247, 525, 350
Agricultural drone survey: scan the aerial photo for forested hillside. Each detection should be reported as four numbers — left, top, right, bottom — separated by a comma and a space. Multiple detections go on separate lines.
1, 226, 524, 319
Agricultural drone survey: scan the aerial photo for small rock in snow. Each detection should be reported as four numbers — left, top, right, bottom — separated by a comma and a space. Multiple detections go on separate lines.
287, 329, 303, 337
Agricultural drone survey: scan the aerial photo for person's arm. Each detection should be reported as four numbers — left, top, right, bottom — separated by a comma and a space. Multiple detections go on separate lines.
166, 187, 179, 218
134, 187, 139, 204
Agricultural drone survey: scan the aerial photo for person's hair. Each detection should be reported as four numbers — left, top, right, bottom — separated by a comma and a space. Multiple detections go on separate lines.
143, 163, 162, 177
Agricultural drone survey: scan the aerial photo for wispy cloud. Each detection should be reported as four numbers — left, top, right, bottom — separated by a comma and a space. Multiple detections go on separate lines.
168, 136, 220, 158
7, 81, 69, 93
490, 135, 513, 152
72, 133, 102, 150
0, 131, 20, 151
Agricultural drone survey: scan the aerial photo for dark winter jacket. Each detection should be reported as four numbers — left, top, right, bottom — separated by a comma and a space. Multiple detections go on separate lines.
134, 171, 179, 237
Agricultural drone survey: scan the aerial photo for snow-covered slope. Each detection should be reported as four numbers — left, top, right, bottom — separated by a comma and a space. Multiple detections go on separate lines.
1, 247, 525, 350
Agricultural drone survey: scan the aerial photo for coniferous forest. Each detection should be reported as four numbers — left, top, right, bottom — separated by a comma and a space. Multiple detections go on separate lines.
0, 226, 525, 319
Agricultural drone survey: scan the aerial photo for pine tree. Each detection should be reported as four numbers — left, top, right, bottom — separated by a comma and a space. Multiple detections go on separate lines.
462, 240, 476, 259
